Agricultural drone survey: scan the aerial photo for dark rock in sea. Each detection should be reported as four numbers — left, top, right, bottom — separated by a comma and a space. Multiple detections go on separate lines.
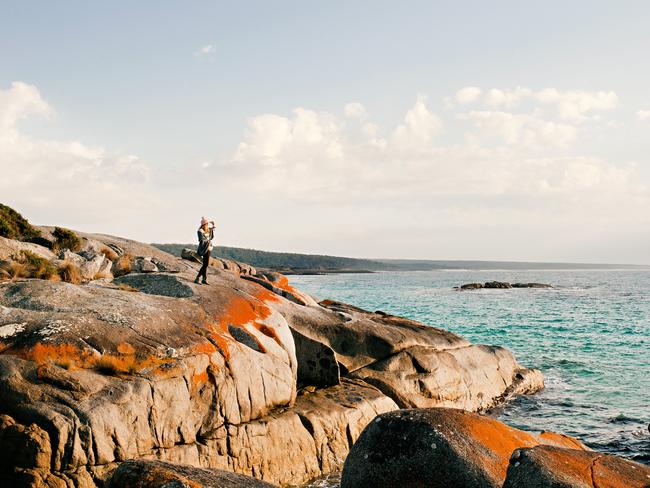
503, 445, 650, 488
460, 282, 483, 290
458, 281, 552, 290
341, 408, 587, 488
484, 281, 513, 289
107, 459, 277, 487
512, 282, 552, 288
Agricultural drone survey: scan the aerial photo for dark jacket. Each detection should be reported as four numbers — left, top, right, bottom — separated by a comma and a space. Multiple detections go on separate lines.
197, 228, 214, 256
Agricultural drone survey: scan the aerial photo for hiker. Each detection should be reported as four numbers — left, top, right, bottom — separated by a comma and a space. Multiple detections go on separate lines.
195, 217, 214, 284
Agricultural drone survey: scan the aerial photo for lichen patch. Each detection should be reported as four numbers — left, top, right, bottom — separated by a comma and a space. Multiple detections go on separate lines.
0, 322, 26, 338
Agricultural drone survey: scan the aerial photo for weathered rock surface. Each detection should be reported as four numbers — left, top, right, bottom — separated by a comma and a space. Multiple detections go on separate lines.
107, 459, 277, 487
0, 236, 55, 261
341, 408, 587, 488
503, 445, 650, 488
0, 230, 545, 487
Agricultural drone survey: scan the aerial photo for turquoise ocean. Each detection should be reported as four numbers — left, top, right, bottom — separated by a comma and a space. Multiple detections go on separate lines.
291, 269, 650, 483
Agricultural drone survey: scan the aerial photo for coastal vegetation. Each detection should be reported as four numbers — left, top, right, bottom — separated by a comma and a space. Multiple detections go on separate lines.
154, 243, 648, 273
52, 226, 81, 252
0, 203, 40, 241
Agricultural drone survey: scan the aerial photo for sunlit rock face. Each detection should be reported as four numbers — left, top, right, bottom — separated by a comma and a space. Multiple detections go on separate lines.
0, 232, 543, 487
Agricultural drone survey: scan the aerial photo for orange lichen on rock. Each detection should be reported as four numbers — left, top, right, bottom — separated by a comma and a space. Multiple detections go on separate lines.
192, 286, 287, 364
116, 342, 136, 355
22, 343, 86, 365
457, 411, 587, 482
191, 369, 209, 387
90, 351, 167, 376
12, 341, 170, 376
537, 430, 587, 450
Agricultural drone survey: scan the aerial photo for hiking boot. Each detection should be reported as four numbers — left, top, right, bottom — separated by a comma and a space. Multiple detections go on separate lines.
201, 278, 208, 285
194, 277, 200, 284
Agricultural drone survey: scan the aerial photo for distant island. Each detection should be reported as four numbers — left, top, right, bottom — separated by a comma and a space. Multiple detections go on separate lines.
153, 243, 648, 274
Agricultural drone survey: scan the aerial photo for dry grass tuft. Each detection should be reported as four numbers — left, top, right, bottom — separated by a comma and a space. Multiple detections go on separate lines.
93, 354, 140, 375
55, 358, 76, 370
93, 269, 112, 280
58, 261, 82, 284
11, 262, 26, 278
113, 253, 133, 277
17, 250, 58, 280
117, 283, 138, 292
100, 246, 118, 261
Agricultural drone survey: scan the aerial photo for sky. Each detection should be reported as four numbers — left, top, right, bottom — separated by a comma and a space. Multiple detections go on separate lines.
1, 1, 649, 264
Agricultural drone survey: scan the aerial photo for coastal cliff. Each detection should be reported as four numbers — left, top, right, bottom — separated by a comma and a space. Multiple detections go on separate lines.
0, 225, 543, 487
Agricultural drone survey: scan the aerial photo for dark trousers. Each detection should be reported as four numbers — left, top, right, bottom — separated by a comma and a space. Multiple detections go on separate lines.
196, 250, 211, 281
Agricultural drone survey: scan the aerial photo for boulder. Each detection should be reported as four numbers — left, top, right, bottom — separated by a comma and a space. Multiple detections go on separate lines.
132, 256, 159, 273
107, 459, 277, 487
181, 247, 202, 263
350, 344, 544, 411
341, 408, 587, 488
280, 300, 543, 412
503, 445, 650, 488
0, 236, 55, 262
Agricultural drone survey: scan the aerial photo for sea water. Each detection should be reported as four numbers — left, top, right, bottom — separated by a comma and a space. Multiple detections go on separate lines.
291, 269, 650, 486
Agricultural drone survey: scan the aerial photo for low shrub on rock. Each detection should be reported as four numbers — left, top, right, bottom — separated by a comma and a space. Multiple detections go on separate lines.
0, 204, 41, 241
17, 250, 58, 280
52, 227, 82, 252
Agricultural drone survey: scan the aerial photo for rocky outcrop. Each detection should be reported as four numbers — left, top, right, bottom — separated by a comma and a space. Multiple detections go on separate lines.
458, 281, 552, 290
503, 445, 650, 488
0, 230, 544, 487
341, 408, 587, 488
107, 459, 277, 487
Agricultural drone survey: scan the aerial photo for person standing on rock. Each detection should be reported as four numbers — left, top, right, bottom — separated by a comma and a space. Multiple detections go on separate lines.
194, 217, 214, 284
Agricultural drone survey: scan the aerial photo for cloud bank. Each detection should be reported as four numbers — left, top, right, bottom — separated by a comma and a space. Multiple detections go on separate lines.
0, 82, 155, 230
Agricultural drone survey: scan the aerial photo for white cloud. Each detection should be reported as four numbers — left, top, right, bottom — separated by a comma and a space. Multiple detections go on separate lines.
484, 87, 533, 108
535, 89, 617, 121
475, 87, 617, 122
343, 102, 367, 119
0, 81, 51, 131
455, 86, 482, 104
219, 89, 646, 223
637, 109, 650, 120
393, 95, 442, 149
461, 110, 578, 147
0, 82, 154, 226
195, 44, 215, 56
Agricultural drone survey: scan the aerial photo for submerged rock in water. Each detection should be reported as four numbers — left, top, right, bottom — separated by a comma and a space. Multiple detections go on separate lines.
341, 407, 586, 488
503, 445, 650, 488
